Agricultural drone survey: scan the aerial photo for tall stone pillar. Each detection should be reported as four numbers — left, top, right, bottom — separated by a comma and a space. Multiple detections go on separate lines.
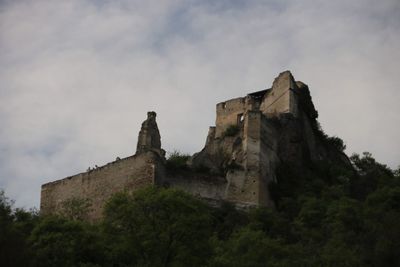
136, 111, 165, 157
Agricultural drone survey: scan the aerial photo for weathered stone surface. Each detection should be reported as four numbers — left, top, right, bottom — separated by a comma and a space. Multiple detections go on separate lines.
190, 70, 352, 208
40, 151, 162, 221
40, 70, 353, 220
260, 70, 298, 116
136, 111, 165, 157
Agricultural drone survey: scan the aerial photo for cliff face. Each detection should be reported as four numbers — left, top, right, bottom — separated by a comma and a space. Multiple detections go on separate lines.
40, 71, 353, 220
190, 71, 352, 207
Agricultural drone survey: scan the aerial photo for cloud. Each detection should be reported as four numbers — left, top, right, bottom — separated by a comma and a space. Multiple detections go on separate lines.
0, 0, 399, 208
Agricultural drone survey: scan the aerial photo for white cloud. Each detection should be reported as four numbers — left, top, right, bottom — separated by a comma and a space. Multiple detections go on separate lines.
0, 0, 399, 208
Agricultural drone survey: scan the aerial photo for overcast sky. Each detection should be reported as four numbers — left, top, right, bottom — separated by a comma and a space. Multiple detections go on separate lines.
1, 0, 399, 209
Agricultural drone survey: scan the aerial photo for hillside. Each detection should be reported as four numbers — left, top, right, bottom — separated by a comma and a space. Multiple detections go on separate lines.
1, 150, 400, 267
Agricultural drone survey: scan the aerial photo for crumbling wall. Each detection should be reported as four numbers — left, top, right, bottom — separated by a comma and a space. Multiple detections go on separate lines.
260, 71, 298, 117
136, 111, 164, 156
40, 70, 353, 219
190, 125, 243, 174
258, 116, 280, 206
161, 172, 226, 203
40, 152, 160, 221
215, 97, 247, 137
41, 112, 167, 221
224, 111, 277, 207
225, 111, 260, 205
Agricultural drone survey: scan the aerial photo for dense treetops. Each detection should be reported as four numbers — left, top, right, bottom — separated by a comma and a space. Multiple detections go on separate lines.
1, 152, 399, 267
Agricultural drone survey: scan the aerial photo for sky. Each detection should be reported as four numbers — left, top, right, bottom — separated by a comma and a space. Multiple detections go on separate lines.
1, 0, 399, 209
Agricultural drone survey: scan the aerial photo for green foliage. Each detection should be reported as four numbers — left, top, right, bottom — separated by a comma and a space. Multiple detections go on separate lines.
362, 186, 400, 267
210, 227, 306, 267
30, 216, 104, 267
211, 201, 249, 240
326, 135, 346, 152
223, 124, 240, 137
1, 151, 399, 266
166, 150, 190, 172
349, 152, 397, 200
314, 120, 347, 152
394, 166, 400, 178
0, 190, 38, 267
60, 197, 92, 221
103, 187, 213, 266
193, 164, 211, 174
350, 152, 393, 178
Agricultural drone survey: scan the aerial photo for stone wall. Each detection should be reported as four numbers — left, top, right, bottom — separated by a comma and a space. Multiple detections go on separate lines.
224, 111, 278, 207
225, 111, 261, 205
161, 172, 226, 203
215, 97, 247, 137
40, 70, 353, 220
258, 116, 279, 206
260, 71, 297, 117
40, 152, 160, 221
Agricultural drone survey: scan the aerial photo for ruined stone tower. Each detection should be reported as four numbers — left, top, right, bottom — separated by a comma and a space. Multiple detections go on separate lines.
136, 111, 165, 157
190, 71, 311, 207
40, 71, 351, 220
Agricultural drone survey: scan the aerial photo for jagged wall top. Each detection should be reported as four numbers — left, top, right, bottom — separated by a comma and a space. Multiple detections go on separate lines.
215, 71, 300, 137
136, 111, 164, 157
41, 70, 351, 221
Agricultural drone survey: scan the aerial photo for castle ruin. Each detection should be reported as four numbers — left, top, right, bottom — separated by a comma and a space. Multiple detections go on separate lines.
40, 71, 351, 220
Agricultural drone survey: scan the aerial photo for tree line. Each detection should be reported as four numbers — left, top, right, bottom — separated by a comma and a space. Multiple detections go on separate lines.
1, 152, 399, 267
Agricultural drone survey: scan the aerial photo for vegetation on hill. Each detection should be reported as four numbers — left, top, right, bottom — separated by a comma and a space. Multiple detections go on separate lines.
223, 124, 240, 137
165, 150, 191, 172
1, 152, 400, 267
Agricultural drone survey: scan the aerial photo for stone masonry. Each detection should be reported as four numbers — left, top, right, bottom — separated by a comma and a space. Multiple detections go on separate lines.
40, 71, 352, 220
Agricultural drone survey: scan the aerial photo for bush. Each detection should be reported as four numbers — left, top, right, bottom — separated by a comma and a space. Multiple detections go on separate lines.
313, 121, 346, 152
60, 197, 93, 221
30, 216, 104, 267
166, 150, 190, 172
194, 164, 211, 174
327, 136, 346, 152
223, 125, 240, 137
103, 187, 213, 266
1, 149, 399, 267
0, 190, 38, 267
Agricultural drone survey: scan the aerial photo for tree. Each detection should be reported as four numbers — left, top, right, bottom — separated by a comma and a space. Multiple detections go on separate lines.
326, 136, 346, 152
29, 216, 103, 267
60, 197, 92, 221
321, 197, 363, 267
165, 150, 191, 172
350, 152, 398, 200
103, 186, 213, 267
211, 227, 306, 267
0, 190, 38, 267
362, 187, 400, 266
211, 201, 248, 240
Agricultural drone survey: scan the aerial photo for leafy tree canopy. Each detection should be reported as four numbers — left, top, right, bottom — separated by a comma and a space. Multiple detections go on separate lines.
0, 151, 399, 266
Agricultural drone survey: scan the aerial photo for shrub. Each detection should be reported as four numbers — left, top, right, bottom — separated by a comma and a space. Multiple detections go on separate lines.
60, 197, 93, 221
194, 164, 211, 174
223, 125, 240, 137
103, 187, 213, 266
327, 136, 346, 152
166, 150, 190, 172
